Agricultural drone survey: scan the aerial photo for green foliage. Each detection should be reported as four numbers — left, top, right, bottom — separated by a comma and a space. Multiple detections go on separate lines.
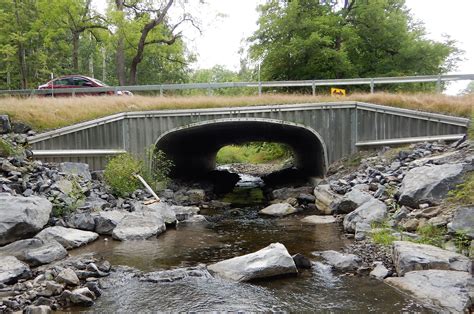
371, 228, 397, 246
104, 153, 142, 197
216, 142, 292, 164
448, 172, 474, 205
453, 230, 471, 254
0, 138, 17, 157
415, 224, 445, 248
249, 0, 460, 92
143, 147, 174, 191
52, 177, 86, 217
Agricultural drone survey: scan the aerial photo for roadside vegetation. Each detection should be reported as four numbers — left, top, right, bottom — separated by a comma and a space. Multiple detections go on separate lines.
216, 142, 292, 164
0, 92, 472, 131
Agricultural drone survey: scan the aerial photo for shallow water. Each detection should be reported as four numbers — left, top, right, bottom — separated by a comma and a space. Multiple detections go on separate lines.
71, 215, 429, 312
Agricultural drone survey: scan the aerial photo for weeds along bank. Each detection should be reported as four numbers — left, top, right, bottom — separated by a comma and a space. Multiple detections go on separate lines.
0, 92, 472, 131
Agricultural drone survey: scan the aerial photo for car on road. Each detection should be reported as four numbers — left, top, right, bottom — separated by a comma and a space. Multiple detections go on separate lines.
37, 75, 132, 96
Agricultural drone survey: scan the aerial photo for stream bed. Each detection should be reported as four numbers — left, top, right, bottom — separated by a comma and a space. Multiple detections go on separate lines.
70, 169, 429, 312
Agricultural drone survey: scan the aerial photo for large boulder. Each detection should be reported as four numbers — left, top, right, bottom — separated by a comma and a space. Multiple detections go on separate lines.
385, 270, 472, 313
343, 198, 387, 233
144, 202, 177, 225
332, 189, 373, 214
447, 206, 474, 239
36, 226, 98, 250
207, 243, 297, 282
0, 194, 52, 245
0, 255, 31, 284
315, 250, 361, 272
0, 238, 67, 266
66, 212, 96, 231
259, 203, 297, 217
392, 241, 472, 276
313, 185, 342, 215
93, 210, 126, 235
112, 213, 166, 241
399, 163, 467, 208
59, 162, 92, 180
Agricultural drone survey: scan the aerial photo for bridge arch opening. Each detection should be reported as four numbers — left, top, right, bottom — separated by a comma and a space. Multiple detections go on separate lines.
155, 118, 328, 179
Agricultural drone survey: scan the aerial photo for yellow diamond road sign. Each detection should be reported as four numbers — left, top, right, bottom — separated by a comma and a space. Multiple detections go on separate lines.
331, 88, 346, 96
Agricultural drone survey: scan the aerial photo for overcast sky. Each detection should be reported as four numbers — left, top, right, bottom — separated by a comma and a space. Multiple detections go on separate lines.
95, 0, 473, 94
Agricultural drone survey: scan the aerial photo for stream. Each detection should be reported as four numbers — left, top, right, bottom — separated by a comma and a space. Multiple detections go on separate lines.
70, 168, 429, 312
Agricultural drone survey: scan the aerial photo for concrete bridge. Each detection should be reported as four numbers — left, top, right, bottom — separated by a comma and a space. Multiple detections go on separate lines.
29, 101, 470, 178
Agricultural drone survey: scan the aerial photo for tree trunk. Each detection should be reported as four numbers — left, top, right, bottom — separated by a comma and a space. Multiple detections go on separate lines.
72, 32, 80, 72
115, 0, 127, 85
13, 0, 27, 89
128, 0, 174, 85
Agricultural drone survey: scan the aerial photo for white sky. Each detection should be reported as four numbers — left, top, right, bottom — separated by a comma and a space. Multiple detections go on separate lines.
95, 0, 474, 94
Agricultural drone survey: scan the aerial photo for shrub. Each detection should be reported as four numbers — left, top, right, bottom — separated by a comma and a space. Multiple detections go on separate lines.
143, 147, 174, 190
104, 153, 142, 197
371, 228, 397, 246
216, 142, 292, 164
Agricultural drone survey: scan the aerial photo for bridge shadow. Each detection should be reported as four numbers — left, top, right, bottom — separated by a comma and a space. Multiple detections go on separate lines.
155, 118, 328, 182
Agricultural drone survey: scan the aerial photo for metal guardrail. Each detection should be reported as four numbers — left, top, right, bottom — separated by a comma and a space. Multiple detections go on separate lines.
1, 73, 473, 97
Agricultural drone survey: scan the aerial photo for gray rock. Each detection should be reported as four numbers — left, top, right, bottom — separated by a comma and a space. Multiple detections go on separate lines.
24, 305, 51, 314
354, 222, 372, 241
24, 240, 68, 266
141, 265, 212, 282
272, 186, 313, 200
182, 214, 208, 223
145, 202, 177, 225
343, 198, 387, 233
0, 115, 11, 134
207, 243, 297, 282
292, 253, 312, 269
36, 226, 98, 250
392, 206, 410, 222
67, 213, 96, 231
301, 215, 336, 224
170, 205, 200, 221
315, 250, 361, 272
259, 203, 297, 217
52, 179, 72, 194
81, 196, 108, 211
314, 185, 342, 215
447, 206, 474, 239
370, 262, 389, 280
333, 189, 372, 214
59, 162, 91, 180
93, 210, 126, 235
186, 189, 206, 204
56, 268, 80, 286
392, 241, 472, 276
0, 194, 52, 245
399, 163, 467, 207
112, 213, 166, 241
385, 270, 472, 313
0, 255, 31, 284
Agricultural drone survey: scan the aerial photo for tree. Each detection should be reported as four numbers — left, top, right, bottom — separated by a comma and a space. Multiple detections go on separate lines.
248, 0, 460, 91
110, 0, 200, 85
463, 81, 474, 94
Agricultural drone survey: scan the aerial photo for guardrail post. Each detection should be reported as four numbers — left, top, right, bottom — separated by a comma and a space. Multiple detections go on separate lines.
312, 81, 316, 96
160, 86, 163, 97
72, 89, 75, 97
258, 81, 262, 96
207, 83, 212, 96
370, 79, 375, 94
436, 75, 442, 93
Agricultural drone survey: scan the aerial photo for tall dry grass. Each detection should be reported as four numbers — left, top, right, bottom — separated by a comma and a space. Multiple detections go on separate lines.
0, 92, 472, 131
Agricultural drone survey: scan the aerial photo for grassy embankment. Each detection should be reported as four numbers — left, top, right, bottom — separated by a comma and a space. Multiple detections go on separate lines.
0, 92, 472, 131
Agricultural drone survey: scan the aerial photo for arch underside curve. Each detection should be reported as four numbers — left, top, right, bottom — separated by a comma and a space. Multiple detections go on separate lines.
155, 118, 329, 179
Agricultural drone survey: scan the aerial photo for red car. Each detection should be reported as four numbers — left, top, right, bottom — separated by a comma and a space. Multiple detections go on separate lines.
38, 75, 132, 96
